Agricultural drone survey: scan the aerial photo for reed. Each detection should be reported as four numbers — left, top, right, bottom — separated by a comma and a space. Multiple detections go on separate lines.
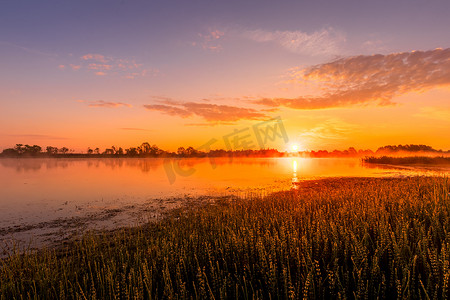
363, 156, 450, 165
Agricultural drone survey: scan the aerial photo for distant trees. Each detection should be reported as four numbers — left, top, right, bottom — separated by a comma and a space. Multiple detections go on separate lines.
125, 147, 138, 156
376, 144, 439, 154
309, 147, 374, 158
59, 147, 69, 154
0, 143, 448, 158
3, 144, 43, 156
46, 146, 58, 155
177, 147, 186, 156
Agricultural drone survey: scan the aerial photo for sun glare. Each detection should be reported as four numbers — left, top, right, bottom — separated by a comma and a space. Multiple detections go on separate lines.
291, 144, 299, 152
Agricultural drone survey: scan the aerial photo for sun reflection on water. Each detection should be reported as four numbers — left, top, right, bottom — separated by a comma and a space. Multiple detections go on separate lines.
292, 159, 299, 188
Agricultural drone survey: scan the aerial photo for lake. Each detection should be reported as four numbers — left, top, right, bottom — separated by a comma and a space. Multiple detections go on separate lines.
0, 157, 447, 250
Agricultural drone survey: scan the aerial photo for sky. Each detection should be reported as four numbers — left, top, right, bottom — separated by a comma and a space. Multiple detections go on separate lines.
0, 0, 449, 152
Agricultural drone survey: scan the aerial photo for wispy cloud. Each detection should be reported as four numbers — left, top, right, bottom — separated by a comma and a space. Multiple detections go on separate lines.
194, 29, 225, 51
256, 48, 450, 109
81, 53, 108, 63
77, 100, 132, 108
299, 119, 359, 140
144, 101, 268, 123
87, 63, 113, 70
361, 39, 388, 54
60, 53, 157, 79
0, 41, 57, 57
297, 119, 360, 148
69, 64, 81, 70
241, 27, 345, 56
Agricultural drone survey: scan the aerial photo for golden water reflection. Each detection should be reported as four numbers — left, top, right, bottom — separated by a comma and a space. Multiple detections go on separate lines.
292, 159, 298, 188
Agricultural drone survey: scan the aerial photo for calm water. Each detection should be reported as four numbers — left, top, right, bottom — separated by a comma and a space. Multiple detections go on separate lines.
0, 157, 446, 247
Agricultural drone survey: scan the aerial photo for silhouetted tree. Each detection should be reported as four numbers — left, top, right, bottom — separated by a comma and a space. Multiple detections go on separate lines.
125, 147, 138, 156
46, 146, 58, 155
59, 147, 69, 154
139, 142, 151, 155
103, 148, 114, 155
185, 146, 197, 156
14, 144, 24, 154
177, 147, 186, 156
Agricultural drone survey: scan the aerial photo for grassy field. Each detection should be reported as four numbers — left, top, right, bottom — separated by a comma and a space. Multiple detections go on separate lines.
1, 177, 450, 299
363, 156, 450, 166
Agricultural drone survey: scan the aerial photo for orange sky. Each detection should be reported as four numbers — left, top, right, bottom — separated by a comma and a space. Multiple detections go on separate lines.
1, 1, 449, 152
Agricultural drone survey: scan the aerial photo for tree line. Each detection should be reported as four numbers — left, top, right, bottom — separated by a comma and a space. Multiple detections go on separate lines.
0, 142, 285, 158
0, 143, 448, 158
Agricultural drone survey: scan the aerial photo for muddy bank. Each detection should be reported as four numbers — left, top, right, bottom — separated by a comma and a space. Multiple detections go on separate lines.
0, 195, 235, 257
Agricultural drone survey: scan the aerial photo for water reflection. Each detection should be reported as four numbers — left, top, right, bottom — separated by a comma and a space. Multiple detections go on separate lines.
0, 157, 278, 173
291, 159, 299, 188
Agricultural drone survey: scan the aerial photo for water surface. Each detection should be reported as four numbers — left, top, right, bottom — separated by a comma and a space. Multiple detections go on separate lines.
0, 157, 446, 248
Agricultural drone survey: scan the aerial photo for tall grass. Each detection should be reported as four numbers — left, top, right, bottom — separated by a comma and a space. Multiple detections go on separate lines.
363, 156, 450, 165
1, 177, 450, 299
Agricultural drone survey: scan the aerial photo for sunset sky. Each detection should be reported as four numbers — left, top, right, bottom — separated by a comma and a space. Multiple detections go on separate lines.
1, 0, 449, 152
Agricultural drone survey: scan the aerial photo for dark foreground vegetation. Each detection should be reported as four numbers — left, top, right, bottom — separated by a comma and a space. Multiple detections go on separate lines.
1, 177, 450, 299
364, 156, 450, 166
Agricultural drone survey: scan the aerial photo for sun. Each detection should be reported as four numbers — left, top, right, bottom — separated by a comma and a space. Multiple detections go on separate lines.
287, 142, 304, 153
291, 144, 299, 152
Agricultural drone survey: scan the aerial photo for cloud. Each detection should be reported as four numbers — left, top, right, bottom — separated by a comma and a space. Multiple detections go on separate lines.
195, 29, 225, 51
256, 48, 450, 109
81, 53, 108, 63
144, 101, 268, 123
69, 64, 81, 70
298, 119, 359, 140
241, 27, 345, 56
61, 53, 157, 78
77, 100, 132, 108
88, 63, 113, 70
144, 104, 191, 117
361, 39, 387, 53
297, 119, 360, 148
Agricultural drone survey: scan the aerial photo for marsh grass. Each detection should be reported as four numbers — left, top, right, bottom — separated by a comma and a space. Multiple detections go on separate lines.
1, 177, 450, 299
363, 156, 450, 165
